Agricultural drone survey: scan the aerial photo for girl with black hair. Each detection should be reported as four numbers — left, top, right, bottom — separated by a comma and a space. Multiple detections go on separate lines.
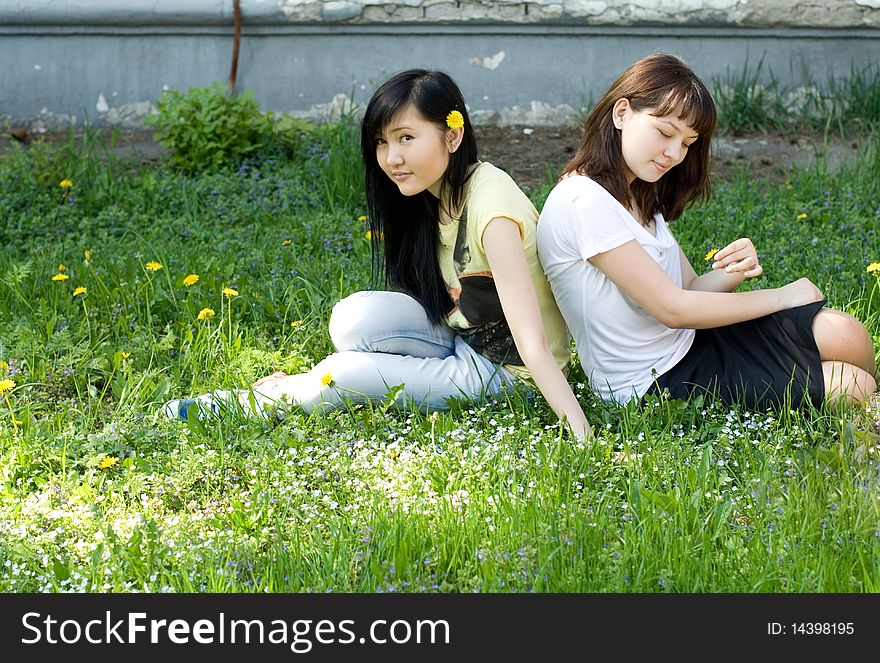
165, 69, 592, 439
537, 53, 877, 409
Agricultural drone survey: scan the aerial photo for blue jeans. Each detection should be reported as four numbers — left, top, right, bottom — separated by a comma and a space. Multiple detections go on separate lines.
250, 291, 517, 414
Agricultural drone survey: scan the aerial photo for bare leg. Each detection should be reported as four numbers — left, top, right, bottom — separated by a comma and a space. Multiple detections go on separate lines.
812, 308, 878, 380
822, 360, 877, 408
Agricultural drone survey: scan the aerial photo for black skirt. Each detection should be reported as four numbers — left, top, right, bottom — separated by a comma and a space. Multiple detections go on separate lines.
646, 300, 825, 409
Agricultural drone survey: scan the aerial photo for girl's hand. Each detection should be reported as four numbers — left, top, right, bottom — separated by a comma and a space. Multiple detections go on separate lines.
780, 277, 824, 308
254, 371, 288, 388
712, 238, 763, 279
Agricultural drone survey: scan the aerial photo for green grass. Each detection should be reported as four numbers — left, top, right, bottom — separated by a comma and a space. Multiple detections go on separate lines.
712, 60, 880, 136
1, 117, 879, 593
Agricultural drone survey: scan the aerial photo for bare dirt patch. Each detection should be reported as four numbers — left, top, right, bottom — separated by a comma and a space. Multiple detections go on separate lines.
1, 125, 863, 191
474, 124, 863, 191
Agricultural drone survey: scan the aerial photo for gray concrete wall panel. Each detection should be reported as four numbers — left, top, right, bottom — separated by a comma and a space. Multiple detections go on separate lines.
1, 1, 878, 128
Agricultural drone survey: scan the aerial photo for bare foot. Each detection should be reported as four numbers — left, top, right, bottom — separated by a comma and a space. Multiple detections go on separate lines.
253, 371, 288, 388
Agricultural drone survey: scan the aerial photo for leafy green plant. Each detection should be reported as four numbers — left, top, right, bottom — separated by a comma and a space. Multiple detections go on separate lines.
269, 114, 318, 159
145, 83, 273, 172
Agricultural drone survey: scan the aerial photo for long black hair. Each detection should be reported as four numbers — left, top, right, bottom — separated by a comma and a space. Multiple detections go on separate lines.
564, 53, 716, 222
361, 69, 478, 324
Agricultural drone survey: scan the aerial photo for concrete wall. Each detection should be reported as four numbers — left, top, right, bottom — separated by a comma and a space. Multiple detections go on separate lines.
1, 0, 879, 129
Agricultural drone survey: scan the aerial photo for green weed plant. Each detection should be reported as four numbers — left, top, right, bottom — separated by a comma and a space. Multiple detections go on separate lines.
714, 60, 880, 136
145, 83, 275, 172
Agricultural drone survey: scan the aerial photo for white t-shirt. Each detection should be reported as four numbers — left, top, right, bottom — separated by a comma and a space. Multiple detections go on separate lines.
536, 175, 695, 403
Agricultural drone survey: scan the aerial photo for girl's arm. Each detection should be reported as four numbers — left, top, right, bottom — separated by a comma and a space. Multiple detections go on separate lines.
682, 238, 763, 293
589, 240, 822, 329
483, 217, 592, 440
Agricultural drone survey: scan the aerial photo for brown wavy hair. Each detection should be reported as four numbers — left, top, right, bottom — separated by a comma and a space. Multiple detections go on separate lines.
564, 52, 716, 222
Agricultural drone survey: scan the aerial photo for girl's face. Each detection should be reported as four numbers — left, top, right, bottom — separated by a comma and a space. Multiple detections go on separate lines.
613, 98, 699, 184
375, 105, 462, 198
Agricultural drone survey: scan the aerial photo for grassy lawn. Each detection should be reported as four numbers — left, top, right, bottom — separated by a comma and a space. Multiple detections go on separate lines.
1, 98, 879, 592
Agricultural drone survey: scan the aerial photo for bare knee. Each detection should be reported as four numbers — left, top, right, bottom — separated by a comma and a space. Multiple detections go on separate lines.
813, 309, 876, 372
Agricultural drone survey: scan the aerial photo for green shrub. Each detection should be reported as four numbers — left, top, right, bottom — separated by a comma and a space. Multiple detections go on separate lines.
269, 114, 318, 158
145, 83, 273, 172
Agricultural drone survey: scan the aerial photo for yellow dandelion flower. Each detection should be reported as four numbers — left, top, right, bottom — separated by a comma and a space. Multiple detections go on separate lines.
357, 215, 367, 222
11, 417, 23, 426
58, 263, 66, 273
183, 274, 199, 287
291, 320, 302, 328
119, 351, 131, 360
99, 457, 119, 469
365, 230, 372, 240
704, 248, 719, 262
145, 261, 163, 271
0, 360, 8, 372
281, 239, 292, 246
59, 179, 73, 189
84, 249, 93, 263
867, 262, 880, 274
320, 372, 334, 387
73, 286, 87, 297
52, 273, 69, 281
796, 213, 808, 220
446, 110, 465, 130
222, 287, 239, 297
0, 379, 15, 394
198, 307, 215, 320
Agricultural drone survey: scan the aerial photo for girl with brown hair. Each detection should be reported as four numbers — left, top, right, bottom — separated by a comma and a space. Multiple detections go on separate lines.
537, 53, 877, 409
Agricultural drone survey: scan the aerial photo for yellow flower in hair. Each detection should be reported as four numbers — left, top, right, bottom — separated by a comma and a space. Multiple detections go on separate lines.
446, 110, 464, 130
